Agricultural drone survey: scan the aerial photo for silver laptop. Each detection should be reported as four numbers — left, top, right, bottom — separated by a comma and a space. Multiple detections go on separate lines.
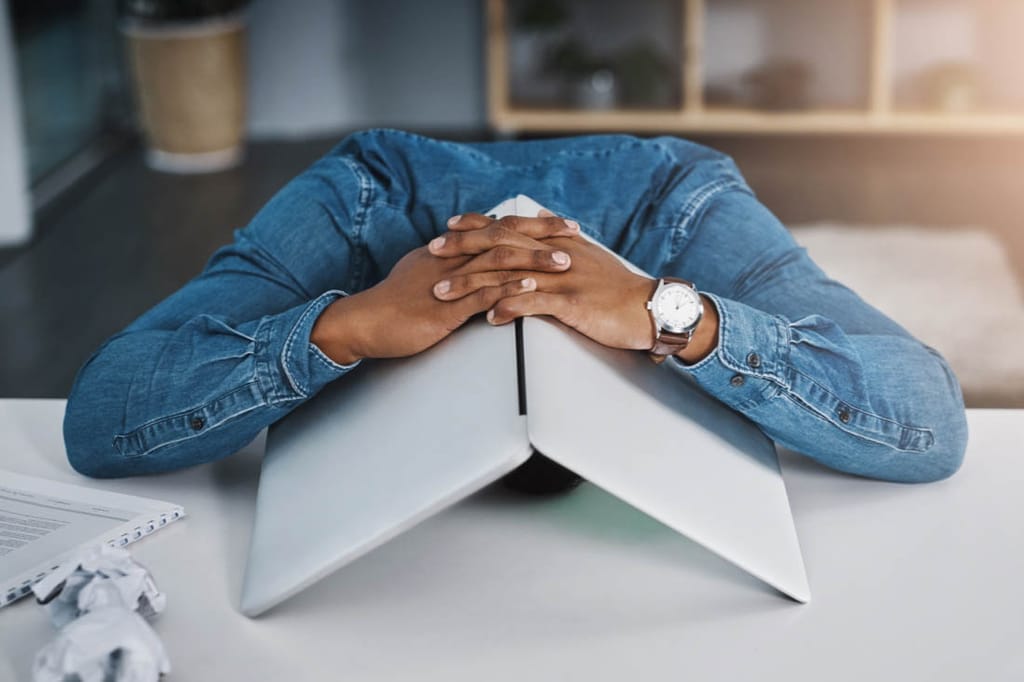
240, 196, 809, 616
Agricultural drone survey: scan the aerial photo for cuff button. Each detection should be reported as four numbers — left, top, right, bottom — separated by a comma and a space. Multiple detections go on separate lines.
746, 352, 761, 369
190, 417, 205, 431
837, 407, 851, 424
730, 374, 746, 387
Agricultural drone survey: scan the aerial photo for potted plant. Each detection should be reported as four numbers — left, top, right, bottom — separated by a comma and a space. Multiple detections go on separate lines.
742, 59, 812, 111
509, 0, 569, 105
920, 62, 980, 113
118, 0, 250, 173
543, 39, 617, 110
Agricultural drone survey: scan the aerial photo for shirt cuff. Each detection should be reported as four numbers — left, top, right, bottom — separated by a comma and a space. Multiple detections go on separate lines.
664, 293, 790, 412
255, 290, 361, 404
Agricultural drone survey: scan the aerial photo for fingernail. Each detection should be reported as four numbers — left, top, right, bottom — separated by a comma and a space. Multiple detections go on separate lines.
521, 277, 536, 290
435, 280, 450, 295
429, 236, 445, 251
552, 251, 570, 266
486, 309, 496, 323
447, 215, 462, 226
564, 219, 580, 232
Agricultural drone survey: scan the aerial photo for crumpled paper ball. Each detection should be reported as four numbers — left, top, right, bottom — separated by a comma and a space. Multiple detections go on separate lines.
31, 606, 170, 682
29, 545, 170, 682
33, 545, 166, 629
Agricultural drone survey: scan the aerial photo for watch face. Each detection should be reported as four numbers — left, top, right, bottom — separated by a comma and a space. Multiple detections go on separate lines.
653, 283, 702, 333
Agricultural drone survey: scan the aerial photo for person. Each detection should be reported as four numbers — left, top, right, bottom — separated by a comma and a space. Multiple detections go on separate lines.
63, 129, 967, 483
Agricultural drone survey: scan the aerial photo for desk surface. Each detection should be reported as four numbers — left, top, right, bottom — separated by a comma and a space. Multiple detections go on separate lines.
1, 400, 1021, 681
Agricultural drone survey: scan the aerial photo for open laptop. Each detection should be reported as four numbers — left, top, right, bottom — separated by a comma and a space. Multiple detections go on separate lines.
239, 196, 809, 616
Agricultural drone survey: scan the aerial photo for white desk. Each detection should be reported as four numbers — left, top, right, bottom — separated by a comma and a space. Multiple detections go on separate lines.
1, 400, 1021, 681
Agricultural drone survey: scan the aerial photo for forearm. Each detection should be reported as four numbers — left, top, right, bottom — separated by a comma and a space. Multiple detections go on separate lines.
64, 292, 358, 478
663, 294, 968, 483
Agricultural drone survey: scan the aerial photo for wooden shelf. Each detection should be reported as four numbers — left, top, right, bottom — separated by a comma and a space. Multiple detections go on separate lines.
487, 0, 1024, 136
492, 107, 1024, 135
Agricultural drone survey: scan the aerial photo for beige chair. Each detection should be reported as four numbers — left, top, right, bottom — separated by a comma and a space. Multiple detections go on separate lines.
791, 224, 1024, 408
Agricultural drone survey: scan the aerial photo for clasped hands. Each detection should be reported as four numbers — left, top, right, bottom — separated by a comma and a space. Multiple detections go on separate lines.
311, 211, 683, 366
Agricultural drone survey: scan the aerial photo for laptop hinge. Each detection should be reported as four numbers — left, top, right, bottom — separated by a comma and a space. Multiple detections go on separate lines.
515, 318, 527, 415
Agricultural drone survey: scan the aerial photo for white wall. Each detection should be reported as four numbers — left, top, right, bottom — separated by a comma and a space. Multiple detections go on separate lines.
892, 0, 1024, 108
704, 0, 872, 108
246, 0, 486, 138
0, 1, 31, 246
245, 0, 1023, 135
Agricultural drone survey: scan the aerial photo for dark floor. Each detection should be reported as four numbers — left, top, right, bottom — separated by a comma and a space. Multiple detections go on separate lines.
0, 136, 340, 399
2, 131, 1022, 400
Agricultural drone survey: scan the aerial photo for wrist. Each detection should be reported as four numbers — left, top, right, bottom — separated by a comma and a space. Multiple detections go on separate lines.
675, 294, 719, 365
310, 292, 373, 366
627, 276, 661, 350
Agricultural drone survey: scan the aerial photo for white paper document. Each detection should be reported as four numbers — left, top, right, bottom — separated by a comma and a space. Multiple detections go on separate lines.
0, 470, 183, 608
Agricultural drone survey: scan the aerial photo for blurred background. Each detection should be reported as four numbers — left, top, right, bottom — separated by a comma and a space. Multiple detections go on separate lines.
0, 0, 1021, 407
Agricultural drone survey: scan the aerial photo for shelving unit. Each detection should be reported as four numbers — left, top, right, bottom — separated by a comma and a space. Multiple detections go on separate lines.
486, 0, 1024, 135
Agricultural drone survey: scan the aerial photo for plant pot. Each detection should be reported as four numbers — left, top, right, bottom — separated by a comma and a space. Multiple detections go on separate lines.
121, 12, 247, 173
509, 28, 565, 106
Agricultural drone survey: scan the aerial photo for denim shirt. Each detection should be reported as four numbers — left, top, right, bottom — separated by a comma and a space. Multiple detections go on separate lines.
64, 129, 967, 482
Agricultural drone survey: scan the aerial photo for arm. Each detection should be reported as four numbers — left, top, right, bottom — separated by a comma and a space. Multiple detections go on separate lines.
439, 198, 967, 484
64, 157, 373, 478
661, 191, 968, 483
64, 159, 577, 478
63, 230, 360, 478
310, 215, 580, 365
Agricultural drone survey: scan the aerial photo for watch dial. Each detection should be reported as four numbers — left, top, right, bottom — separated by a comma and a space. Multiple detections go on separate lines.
654, 284, 701, 332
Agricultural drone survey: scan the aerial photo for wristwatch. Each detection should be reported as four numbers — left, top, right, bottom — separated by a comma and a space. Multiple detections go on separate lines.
646, 277, 704, 364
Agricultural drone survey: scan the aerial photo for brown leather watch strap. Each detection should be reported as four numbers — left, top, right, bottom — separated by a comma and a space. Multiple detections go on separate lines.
648, 277, 699, 364
651, 329, 692, 355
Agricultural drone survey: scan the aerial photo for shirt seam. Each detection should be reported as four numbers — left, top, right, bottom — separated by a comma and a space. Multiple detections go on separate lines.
786, 367, 935, 452
670, 179, 749, 261
337, 157, 373, 292
310, 342, 359, 372
113, 381, 265, 458
789, 365, 933, 435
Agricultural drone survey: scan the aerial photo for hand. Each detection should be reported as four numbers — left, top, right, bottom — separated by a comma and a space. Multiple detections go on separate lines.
431, 213, 655, 350
311, 213, 579, 364
426, 212, 581, 298
485, 235, 658, 351
432, 211, 719, 363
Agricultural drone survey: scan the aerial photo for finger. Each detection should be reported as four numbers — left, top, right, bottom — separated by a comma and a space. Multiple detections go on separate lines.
436, 214, 581, 242
429, 218, 572, 258
434, 270, 549, 301
452, 278, 539, 321
454, 244, 571, 276
486, 291, 568, 326
443, 212, 493, 231
429, 222, 540, 258
447, 209, 566, 229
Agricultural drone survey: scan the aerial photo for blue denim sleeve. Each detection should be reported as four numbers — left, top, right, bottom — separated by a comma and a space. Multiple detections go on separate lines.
658, 189, 968, 484
64, 289, 358, 477
63, 149, 376, 478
